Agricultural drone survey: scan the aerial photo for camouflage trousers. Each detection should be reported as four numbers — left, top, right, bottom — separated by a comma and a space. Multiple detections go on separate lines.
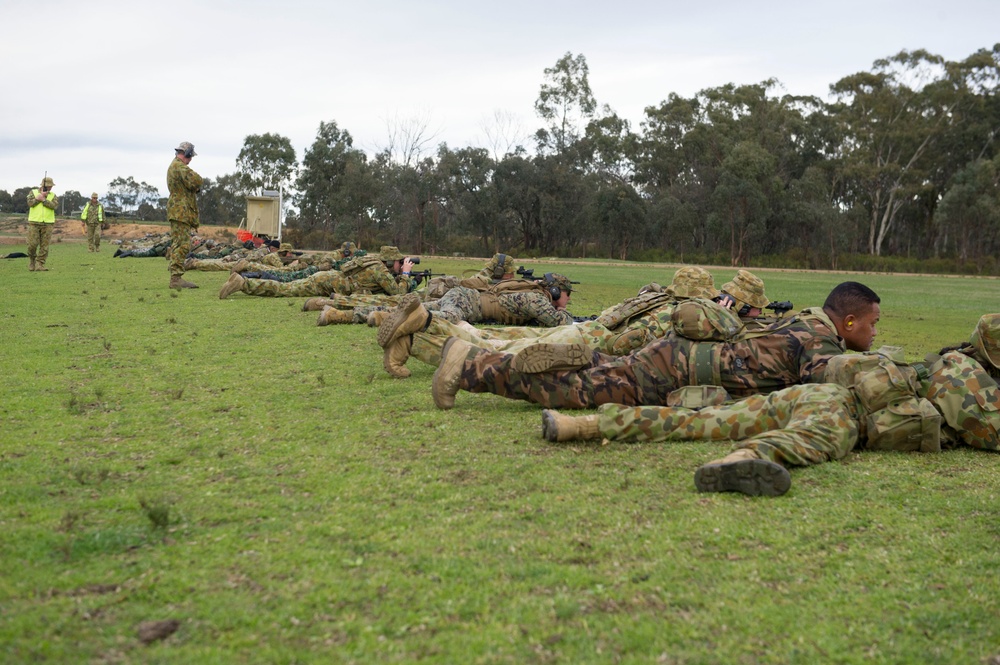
187, 257, 239, 271
425, 286, 482, 323
456, 337, 709, 409
125, 243, 170, 258
246, 266, 320, 282
316, 292, 407, 323
85, 222, 102, 251
241, 270, 353, 297
26, 222, 53, 265
597, 383, 860, 467
411, 318, 592, 367
168, 221, 196, 276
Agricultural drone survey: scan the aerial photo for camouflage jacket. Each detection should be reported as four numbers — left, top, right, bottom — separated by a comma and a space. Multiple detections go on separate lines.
491, 291, 575, 327
351, 262, 415, 295
674, 307, 844, 396
166, 157, 203, 225
923, 351, 1000, 450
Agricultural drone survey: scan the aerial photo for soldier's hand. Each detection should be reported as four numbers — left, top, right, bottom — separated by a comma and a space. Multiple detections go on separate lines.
718, 295, 735, 309
402, 258, 415, 273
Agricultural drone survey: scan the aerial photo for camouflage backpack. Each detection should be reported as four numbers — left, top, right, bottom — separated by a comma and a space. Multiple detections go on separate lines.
424, 275, 460, 300
596, 291, 676, 329
670, 298, 744, 342
486, 279, 549, 297
826, 347, 941, 453
337, 254, 383, 276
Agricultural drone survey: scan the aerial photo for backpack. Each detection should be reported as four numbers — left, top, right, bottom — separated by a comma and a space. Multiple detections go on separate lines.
825, 347, 940, 452
338, 254, 383, 276
596, 291, 676, 329
425, 275, 460, 300
486, 279, 549, 297
670, 298, 744, 342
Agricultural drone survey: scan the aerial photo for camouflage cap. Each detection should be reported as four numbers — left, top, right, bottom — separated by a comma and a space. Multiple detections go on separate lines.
41, 177, 55, 187
379, 246, 404, 262
175, 141, 197, 156
278, 242, 294, 253
721, 269, 769, 309
970, 313, 1000, 369
546, 272, 573, 293
90, 192, 99, 198
669, 267, 719, 299
341, 241, 357, 253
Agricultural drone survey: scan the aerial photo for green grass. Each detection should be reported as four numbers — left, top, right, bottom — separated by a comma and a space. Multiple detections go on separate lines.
2, 243, 1000, 664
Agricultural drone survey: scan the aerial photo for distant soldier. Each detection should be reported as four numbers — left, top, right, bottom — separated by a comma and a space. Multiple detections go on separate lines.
429, 281, 882, 411
219, 245, 416, 299
80, 193, 105, 252
541, 314, 1000, 497
26, 176, 58, 271
166, 141, 203, 289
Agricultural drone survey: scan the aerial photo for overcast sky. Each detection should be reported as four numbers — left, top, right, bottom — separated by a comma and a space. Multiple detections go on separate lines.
2, 0, 996, 200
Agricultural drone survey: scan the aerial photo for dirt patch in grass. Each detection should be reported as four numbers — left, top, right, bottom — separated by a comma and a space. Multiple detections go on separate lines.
0, 218, 239, 245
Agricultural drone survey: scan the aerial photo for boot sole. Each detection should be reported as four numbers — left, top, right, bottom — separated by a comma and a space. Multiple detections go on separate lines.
512, 343, 589, 373
541, 410, 559, 442
377, 293, 422, 349
694, 458, 791, 496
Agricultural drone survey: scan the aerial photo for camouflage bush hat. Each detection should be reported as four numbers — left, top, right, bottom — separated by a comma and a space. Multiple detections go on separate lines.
41, 177, 55, 187
721, 269, 769, 309
90, 192, 99, 199
278, 242, 294, 253
546, 273, 573, 294
970, 313, 1000, 369
342, 241, 357, 253
669, 267, 719, 299
175, 141, 197, 156
379, 246, 404, 262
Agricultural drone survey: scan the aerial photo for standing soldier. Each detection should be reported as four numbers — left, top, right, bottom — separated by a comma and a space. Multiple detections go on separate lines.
166, 141, 203, 289
80, 192, 105, 252
26, 176, 58, 271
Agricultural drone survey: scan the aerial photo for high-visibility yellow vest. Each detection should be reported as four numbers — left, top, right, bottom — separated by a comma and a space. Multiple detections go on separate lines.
81, 202, 104, 223
28, 190, 56, 224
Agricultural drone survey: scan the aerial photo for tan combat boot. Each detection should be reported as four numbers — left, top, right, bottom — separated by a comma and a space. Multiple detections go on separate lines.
693, 448, 791, 497
541, 410, 601, 442
383, 335, 412, 379
230, 259, 252, 273
378, 293, 430, 348
367, 310, 390, 327
317, 306, 355, 326
302, 297, 333, 312
35, 262, 48, 272
218, 273, 245, 299
28, 258, 35, 271
169, 274, 198, 289
512, 343, 591, 373
432, 337, 475, 410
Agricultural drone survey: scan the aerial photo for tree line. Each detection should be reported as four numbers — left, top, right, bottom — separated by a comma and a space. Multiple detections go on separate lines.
3, 47, 998, 274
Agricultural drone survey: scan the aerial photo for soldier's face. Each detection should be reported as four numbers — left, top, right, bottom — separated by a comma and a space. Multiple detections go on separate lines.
554, 290, 571, 310
842, 302, 880, 352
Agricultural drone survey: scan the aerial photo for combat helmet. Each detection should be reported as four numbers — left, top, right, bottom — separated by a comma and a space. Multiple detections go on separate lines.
721, 270, 769, 309
970, 313, 1000, 369
669, 267, 718, 299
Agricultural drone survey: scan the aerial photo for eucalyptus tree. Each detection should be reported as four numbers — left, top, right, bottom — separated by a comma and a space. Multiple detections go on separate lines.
235, 133, 298, 195
934, 156, 1000, 269
435, 145, 507, 253
294, 121, 378, 247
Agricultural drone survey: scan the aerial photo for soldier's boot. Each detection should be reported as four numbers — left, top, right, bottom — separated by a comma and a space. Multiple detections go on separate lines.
35, 262, 48, 272
230, 259, 252, 273
383, 334, 412, 379
432, 337, 476, 410
169, 274, 198, 289
693, 448, 791, 497
28, 258, 35, 271
378, 293, 431, 349
303, 297, 334, 312
183, 257, 197, 270
367, 310, 390, 327
218, 273, 245, 299
512, 343, 590, 373
317, 306, 354, 326
113, 248, 122, 258
541, 410, 601, 442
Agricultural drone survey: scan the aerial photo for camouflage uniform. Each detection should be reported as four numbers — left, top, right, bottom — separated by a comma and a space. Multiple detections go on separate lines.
593, 351, 999, 467
408, 267, 720, 367
166, 154, 203, 277
26, 180, 58, 269
450, 307, 844, 409
238, 258, 414, 298
81, 195, 104, 252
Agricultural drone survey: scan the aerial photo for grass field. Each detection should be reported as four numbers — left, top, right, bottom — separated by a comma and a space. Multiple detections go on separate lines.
2, 241, 1000, 664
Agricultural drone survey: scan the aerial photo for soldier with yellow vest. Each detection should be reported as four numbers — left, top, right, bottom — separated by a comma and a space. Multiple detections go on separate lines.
80, 192, 105, 252
26, 176, 58, 271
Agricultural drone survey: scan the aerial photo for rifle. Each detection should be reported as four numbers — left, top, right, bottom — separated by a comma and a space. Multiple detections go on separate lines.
410, 269, 445, 285
571, 314, 597, 323
515, 266, 536, 280
765, 300, 794, 317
